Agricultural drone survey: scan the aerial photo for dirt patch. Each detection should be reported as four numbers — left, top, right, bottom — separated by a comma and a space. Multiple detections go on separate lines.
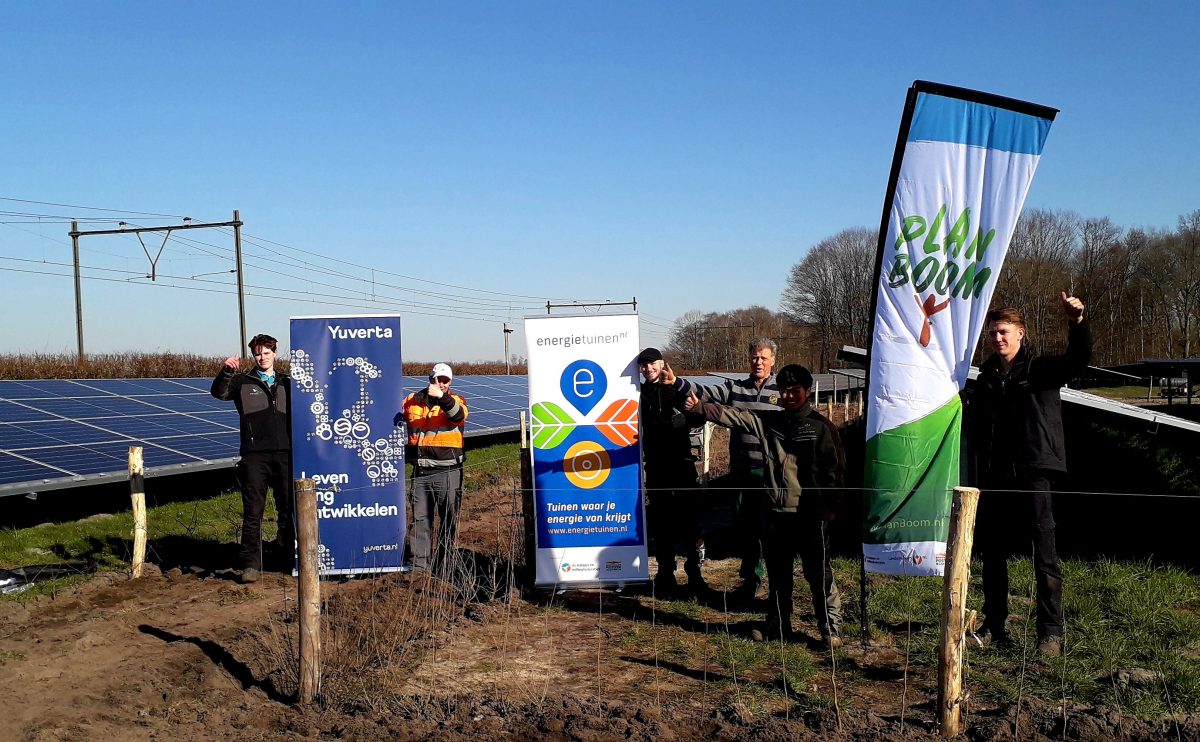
2, 458, 1197, 740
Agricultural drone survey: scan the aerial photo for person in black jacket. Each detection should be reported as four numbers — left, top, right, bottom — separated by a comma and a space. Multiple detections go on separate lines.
638, 348, 706, 597
972, 292, 1091, 657
211, 333, 293, 583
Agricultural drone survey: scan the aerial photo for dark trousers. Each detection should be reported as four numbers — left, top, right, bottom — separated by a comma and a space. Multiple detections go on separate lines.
978, 470, 1064, 639
764, 511, 841, 634
406, 466, 463, 572
732, 472, 767, 585
647, 466, 702, 584
237, 451, 294, 571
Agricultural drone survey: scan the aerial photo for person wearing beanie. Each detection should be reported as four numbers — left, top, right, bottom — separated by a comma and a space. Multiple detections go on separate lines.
396, 362, 469, 573
666, 362, 844, 647
637, 347, 706, 597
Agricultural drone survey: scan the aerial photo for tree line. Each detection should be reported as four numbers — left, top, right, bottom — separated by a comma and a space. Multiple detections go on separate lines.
665, 208, 1200, 371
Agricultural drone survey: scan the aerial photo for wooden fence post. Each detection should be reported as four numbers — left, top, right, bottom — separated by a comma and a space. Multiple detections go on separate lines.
519, 411, 535, 581
295, 477, 321, 705
129, 446, 147, 578
938, 485, 981, 737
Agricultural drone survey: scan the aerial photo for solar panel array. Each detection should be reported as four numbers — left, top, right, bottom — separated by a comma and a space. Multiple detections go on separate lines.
0, 375, 528, 497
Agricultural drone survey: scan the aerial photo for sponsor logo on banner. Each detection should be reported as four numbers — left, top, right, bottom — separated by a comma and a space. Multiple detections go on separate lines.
527, 314, 647, 586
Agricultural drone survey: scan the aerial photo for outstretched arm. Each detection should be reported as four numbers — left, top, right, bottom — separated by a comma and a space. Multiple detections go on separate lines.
680, 389, 765, 437
660, 361, 732, 403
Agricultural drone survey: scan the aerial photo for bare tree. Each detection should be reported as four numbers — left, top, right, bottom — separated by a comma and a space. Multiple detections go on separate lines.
993, 209, 1079, 349
664, 307, 811, 371
665, 310, 708, 369
664, 208, 1200, 372
1071, 217, 1123, 362
781, 227, 876, 370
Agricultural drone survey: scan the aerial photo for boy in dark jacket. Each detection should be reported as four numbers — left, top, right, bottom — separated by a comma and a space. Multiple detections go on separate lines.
971, 291, 1091, 657
211, 333, 293, 583
668, 363, 845, 647
637, 348, 706, 597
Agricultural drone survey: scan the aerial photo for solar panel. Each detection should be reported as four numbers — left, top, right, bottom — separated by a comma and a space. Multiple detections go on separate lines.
0, 374, 529, 497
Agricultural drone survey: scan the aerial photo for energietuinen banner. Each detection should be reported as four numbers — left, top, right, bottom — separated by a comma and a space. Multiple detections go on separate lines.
525, 313, 647, 587
863, 82, 1057, 576
289, 314, 407, 575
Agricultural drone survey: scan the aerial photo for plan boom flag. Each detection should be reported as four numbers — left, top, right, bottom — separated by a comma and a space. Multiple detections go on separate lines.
862, 81, 1057, 576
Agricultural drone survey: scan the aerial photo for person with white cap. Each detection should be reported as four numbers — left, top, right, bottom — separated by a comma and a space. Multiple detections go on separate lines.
397, 362, 469, 572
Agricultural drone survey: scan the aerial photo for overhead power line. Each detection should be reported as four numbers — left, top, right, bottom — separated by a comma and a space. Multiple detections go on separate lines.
0, 196, 684, 338
0, 196, 187, 219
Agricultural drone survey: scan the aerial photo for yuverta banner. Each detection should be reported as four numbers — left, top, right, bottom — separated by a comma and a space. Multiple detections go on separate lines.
289, 314, 407, 575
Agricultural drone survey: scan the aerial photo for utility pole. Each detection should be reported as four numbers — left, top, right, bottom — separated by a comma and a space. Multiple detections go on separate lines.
233, 210, 247, 356
69, 212, 245, 359
503, 322, 514, 374
71, 220, 84, 363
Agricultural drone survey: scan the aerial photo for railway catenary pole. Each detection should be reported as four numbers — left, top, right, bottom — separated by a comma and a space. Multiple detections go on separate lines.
233, 210, 247, 356
69, 213, 246, 359
71, 220, 84, 362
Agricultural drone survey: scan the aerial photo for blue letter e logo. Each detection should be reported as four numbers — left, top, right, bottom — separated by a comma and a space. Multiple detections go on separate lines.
560, 360, 606, 416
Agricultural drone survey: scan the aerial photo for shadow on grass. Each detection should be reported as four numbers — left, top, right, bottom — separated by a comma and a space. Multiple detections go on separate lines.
551, 588, 764, 640
46, 534, 241, 575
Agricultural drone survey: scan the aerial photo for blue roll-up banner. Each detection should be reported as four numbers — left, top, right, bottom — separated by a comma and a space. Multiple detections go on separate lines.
289, 314, 407, 575
525, 313, 647, 587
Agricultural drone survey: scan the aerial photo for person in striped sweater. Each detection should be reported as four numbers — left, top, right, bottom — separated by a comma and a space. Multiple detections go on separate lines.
687, 338, 781, 603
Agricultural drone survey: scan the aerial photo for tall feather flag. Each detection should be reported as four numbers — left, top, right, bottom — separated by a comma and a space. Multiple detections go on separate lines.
862, 82, 1057, 576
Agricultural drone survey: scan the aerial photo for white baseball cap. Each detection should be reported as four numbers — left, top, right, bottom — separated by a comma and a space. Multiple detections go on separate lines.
429, 363, 453, 382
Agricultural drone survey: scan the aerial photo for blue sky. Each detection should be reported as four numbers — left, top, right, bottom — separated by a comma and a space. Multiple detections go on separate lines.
2, 2, 1196, 363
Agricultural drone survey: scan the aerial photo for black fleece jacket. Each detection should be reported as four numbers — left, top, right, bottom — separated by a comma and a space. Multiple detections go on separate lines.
971, 319, 1092, 477
210, 369, 292, 455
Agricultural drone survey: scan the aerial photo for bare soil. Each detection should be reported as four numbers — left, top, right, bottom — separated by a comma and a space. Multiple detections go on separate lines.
2, 436, 1197, 741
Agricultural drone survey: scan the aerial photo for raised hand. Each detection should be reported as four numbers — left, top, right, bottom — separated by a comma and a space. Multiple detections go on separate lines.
223, 355, 240, 371
427, 382, 444, 399
1059, 291, 1085, 323
684, 390, 700, 412
661, 361, 677, 386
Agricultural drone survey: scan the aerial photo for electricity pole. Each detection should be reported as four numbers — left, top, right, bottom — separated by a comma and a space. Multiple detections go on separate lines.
503, 322, 514, 374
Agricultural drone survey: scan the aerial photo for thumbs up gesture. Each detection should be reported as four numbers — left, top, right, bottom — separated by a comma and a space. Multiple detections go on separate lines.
1060, 291, 1085, 323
